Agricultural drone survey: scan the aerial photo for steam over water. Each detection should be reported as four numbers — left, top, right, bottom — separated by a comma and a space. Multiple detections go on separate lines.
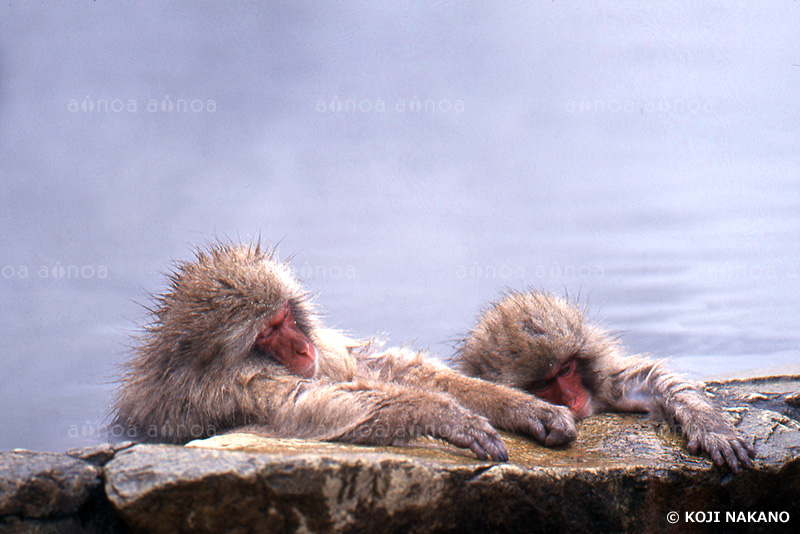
0, 2, 797, 451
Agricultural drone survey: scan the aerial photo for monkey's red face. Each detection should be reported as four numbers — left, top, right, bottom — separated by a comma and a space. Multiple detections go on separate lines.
527, 359, 593, 419
254, 301, 317, 378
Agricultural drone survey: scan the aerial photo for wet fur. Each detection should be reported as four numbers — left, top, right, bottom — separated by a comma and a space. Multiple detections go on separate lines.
456, 289, 755, 471
112, 244, 576, 459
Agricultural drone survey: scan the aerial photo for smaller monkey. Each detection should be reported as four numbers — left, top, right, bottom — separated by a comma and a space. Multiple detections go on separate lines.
455, 290, 755, 472
112, 244, 576, 462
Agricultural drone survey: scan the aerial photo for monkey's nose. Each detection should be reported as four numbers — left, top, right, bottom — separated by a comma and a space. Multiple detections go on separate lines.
293, 337, 315, 358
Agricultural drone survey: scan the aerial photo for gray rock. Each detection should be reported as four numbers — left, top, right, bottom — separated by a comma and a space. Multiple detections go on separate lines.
0, 451, 127, 534
66, 442, 136, 467
0, 451, 100, 519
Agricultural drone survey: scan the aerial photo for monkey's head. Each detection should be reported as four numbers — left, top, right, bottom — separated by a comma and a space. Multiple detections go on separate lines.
144, 242, 320, 379
459, 290, 613, 418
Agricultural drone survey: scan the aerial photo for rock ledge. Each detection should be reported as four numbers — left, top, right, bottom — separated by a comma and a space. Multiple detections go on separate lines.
2, 376, 798, 533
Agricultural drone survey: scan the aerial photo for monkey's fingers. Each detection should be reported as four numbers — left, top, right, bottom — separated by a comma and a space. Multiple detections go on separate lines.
470, 431, 509, 462
444, 421, 508, 462
526, 419, 547, 444
712, 434, 757, 472
706, 444, 728, 470
544, 425, 575, 447
732, 439, 755, 469
518, 404, 576, 446
467, 427, 509, 462
718, 442, 742, 474
544, 414, 577, 447
696, 434, 754, 473
537, 406, 577, 446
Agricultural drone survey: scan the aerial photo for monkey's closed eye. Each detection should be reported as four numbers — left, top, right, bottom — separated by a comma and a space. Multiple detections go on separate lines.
528, 380, 551, 392
259, 326, 275, 339
558, 361, 575, 376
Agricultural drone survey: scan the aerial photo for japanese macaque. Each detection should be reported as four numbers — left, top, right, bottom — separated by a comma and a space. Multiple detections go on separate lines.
455, 290, 755, 472
112, 243, 576, 461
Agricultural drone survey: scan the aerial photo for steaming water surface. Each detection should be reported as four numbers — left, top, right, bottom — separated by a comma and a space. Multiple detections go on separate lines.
0, 2, 797, 451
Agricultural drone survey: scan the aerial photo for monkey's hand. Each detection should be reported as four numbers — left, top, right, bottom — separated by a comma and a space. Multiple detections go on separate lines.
660, 386, 756, 473
508, 397, 578, 447
434, 408, 509, 462
686, 424, 755, 473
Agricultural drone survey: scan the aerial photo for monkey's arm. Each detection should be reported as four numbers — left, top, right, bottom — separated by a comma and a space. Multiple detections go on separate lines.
598, 354, 755, 472
242, 376, 508, 461
358, 348, 576, 447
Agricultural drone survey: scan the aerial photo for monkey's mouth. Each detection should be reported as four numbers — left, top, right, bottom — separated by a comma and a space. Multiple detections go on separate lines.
572, 398, 594, 420
276, 348, 317, 379
563, 389, 593, 419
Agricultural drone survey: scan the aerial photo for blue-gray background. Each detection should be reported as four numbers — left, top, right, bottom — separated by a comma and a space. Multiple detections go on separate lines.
1, 1, 798, 452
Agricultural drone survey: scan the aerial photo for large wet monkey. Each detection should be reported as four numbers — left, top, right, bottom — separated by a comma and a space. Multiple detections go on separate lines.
455, 290, 755, 472
112, 243, 575, 461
